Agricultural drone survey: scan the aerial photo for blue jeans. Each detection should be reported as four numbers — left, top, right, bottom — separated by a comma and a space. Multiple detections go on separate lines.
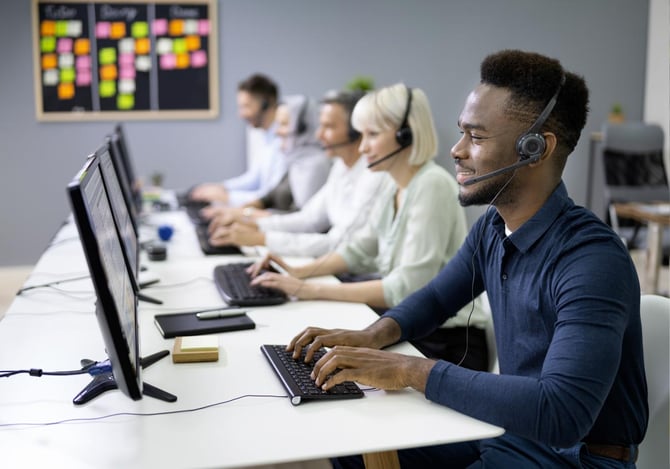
331, 434, 638, 468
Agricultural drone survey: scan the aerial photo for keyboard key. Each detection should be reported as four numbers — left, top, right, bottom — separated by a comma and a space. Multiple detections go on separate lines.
214, 263, 287, 306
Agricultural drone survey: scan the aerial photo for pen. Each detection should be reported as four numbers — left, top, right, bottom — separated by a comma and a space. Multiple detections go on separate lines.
269, 260, 290, 276
196, 308, 248, 319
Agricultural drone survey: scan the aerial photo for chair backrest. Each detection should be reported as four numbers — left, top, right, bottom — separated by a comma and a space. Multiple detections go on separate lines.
637, 294, 670, 469
601, 122, 669, 205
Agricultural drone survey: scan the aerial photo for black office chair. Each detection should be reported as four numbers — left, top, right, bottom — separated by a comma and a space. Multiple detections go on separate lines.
601, 122, 669, 252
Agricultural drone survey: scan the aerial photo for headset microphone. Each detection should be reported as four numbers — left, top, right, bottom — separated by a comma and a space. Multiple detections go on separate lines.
367, 144, 410, 169
461, 154, 540, 186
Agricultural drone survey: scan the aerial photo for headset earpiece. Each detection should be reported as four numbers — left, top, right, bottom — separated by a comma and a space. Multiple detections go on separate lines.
395, 85, 413, 147
515, 74, 566, 160
295, 97, 308, 135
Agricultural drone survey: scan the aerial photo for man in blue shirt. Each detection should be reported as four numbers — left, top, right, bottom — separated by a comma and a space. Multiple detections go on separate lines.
287, 49, 648, 467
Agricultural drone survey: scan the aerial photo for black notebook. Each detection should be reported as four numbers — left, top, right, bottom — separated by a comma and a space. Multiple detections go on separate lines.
153, 312, 255, 338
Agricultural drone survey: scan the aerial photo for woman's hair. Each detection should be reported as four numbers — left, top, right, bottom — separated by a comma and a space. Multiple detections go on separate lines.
351, 83, 438, 166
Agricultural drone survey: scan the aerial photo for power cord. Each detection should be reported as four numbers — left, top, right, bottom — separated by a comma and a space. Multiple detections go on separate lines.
0, 360, 109, 379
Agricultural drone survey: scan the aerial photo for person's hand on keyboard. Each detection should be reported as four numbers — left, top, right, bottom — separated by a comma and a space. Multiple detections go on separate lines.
209, 222, 264, 247
248, 254, 309, 298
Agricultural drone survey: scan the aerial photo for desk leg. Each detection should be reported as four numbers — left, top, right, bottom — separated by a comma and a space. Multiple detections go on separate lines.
362, 450, 400, 469
645, 222, 662, 294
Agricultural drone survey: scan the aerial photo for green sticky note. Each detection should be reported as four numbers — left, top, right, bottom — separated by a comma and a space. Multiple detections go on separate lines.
117, 94, 135, 110
55, 21, 68, 37
131, 21, 149, 38
41, 36, 56, 53
99, 80, 116, 97
99, 47, 117, 65
172, 38, 187, 54
60, 68, 75, 83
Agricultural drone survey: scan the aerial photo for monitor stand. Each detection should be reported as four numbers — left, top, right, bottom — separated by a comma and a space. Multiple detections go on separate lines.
72, 350, 177, 405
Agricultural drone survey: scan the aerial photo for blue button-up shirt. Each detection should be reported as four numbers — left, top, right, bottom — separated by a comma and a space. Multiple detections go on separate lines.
385, 181, 648, 448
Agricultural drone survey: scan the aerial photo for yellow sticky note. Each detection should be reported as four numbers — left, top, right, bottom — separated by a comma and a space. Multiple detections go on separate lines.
59, 68, 75, 83
99, 47, 117, 65
117, 94, 134, 110
99, 80, 116, 98
131, 21, 149, 38
40, 36, 56, 53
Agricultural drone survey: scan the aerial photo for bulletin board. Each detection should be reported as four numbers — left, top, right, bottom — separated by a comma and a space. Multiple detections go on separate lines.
32, 0, 218, 121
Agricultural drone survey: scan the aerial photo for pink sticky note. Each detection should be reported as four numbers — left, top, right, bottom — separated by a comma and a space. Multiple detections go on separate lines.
76, 68, 91, 86
198, 19, 209, 36
160, 53, 176, 70
119, 66, 136, 79
57, 38, 72, 54
96, 22, 111, 39
75, 55, 91, 70
191, 50, 207, 68
119, 52, 135, 68
153, 18, 168, 36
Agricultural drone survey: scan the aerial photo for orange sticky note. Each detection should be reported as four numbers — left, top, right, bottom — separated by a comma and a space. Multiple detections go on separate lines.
42, 54, 58, 70
58, 82, 75, 100
74, 38, 90, 55
99, 64, 118, 81
176, 53, 190, 69
168, 19, 184, 36
41, 21, 56, 36
185, 35, 200, 51
110, 22, 126, 39
135, 37, 151, 55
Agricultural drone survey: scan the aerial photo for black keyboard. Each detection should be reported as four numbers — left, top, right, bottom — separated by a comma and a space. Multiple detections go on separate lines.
213, 263, 287, 306
260, 344, 364, 405
196, 225, 243, 255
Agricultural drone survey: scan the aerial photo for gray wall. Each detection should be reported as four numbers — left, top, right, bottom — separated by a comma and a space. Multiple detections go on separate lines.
0, 0, 649, 266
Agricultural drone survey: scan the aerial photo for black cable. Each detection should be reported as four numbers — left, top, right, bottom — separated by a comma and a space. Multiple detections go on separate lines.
0, 363, 97, 379
0, 394, 288, 428
139, 277, 213, 290
17, 275, 91, 295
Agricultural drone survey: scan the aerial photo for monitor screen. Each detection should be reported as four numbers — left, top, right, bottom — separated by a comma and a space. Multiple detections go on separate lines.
67, 155, 142, 401
97, 142, 139, 286
107, 131, 139, 231
113, 123, 143, 214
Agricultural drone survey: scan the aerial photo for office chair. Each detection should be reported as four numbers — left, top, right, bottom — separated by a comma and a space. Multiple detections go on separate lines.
601, 122, 668, 248
637, 294, 670, 469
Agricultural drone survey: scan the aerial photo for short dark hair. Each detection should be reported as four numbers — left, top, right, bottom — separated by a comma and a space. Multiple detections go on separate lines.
480, 49, 589, 156
238, 73, 279, 107
321, 89, 366, 117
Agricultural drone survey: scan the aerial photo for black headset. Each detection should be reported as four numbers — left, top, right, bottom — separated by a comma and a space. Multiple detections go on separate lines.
395, 85, 413, 147
295, 97, 308, 135
515, 73, 566, 160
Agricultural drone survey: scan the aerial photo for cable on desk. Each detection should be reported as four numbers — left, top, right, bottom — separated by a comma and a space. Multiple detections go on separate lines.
0, 394, 288, 428
16, 275, 91, 295
139, 276, 214, 290
0, 360, 104, 378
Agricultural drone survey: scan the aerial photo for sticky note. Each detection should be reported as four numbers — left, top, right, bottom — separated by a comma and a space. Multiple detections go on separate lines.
118, 38, 135, 54
40, 36, 56, 53
183, 19, 198, 35
119, 52, 135, 68
59, 53, 74, 69
75, 55, 91, 70
99, 80, 116, 97
58, 82, 75, 99
118, 79, 135, 94
119, 66, 136, 79
131, 21, 149, 38
172, 38, 186, 54
191, 50, 207, 68
67, 20, 82, 37
110, 22, 126, 39
156, 38, 172, 55
117, 93, 134, 110
135, 55, 151, 71
160, 53, 176, 70
185, 35, 200, 51
152, 18, 168, 36
198, 19, 210, 36
41, 21, 56, 36
43, 69, 59, 86
176, 53, 189, 69
76, 68, 91, 86
41, 54, 58, 70
99, 64, 117, 81
135, 37, 150, 55
99, 47, 117, 65
74, 38, 90, 55
60, 68, 75, 83
96, 22, 111, 38
168, 19, 183, 36
55, 21, 68, 37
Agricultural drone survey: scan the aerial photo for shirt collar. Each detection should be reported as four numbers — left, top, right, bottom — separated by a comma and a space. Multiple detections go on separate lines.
492, 181, 573, 253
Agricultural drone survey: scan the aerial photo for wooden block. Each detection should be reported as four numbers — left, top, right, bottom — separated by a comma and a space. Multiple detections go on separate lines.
172, 335, 219, 363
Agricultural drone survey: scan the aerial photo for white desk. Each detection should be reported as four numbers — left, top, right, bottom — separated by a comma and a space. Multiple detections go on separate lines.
0, 210, 503, 468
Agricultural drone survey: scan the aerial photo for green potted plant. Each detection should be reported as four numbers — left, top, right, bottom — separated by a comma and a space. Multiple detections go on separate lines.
608, 103, 625, 123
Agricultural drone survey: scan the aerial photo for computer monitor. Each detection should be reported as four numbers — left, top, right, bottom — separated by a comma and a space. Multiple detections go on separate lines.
114, 123, 143, 213
67, 154, 175, 405
107, 130, 140, 232
97, 142, 139, 287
